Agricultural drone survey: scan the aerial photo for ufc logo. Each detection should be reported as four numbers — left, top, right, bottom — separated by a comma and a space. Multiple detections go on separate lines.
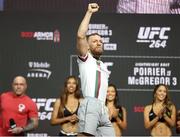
137, 27, 170, 40
32, 98, 56, 111
104, 62, 114, 74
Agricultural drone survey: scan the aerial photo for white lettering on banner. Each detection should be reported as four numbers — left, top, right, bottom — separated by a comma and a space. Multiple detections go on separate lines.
32, 98, 56, 120
20, 30, 60, 43
133, 67, 166, 76
27, 133, 48, 137
128, 76, 171, 85
136, 27, 170, 48
27, 61, 52, 79
34, 32, 53, 40
128, 62, 178, 86
104, 43, 117, 50
27, 69, 51, 79
138, 27, 170, 39
104, 62, 114, 74
87, 24, 117, 51
135, 62, 155, 67
89, 24, 108, 29
102, 37, 110, 43
28, 62, 50, 68
71, 55, 179, 90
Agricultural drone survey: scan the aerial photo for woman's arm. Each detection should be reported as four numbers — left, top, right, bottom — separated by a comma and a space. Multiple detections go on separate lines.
50, 99, 71, 125
115, 107, 127, 130
163, 104, 176, 127
144, 105, 160, 129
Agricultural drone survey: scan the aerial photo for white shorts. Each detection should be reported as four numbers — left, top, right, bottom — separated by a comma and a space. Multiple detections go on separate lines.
78, 97, 115, 136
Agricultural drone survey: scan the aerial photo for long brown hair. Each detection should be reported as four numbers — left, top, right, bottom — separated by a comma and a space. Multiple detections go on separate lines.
106, 84, 118, 107
106, 84, 123, 109
152, 84, 172, 108
106, 84, 123, 120
58, 76, 81, 117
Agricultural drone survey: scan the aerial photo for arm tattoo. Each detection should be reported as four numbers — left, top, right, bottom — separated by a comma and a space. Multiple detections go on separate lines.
23, 118, 37, 132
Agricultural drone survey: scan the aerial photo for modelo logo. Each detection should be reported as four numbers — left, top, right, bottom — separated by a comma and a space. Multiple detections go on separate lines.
137, 27, 171, 48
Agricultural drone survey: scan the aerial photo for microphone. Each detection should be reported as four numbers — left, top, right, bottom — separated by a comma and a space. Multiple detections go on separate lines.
9, 118, 16, 129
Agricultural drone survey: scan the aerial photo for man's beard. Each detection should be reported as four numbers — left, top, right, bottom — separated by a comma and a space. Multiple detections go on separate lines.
91, 51, 102, 59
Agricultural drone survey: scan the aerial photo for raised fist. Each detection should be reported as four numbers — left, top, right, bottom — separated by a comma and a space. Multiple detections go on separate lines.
88, 3, 99, 13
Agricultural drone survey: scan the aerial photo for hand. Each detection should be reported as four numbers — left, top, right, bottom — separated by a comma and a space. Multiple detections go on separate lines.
69, 114, 79, 123
108, 107, 113, 120
8, 127, 23, 134
112, 109, 119, 119
88, 3, 99, 13
109, 107, 119, 119
157, 107, 166, 119
177, 121, 180, 126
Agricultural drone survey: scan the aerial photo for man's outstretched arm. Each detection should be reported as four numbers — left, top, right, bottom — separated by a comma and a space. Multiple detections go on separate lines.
76, 3, 99, 56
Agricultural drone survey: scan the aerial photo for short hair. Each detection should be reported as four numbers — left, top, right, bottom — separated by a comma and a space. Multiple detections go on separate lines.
87, 33, 101, 41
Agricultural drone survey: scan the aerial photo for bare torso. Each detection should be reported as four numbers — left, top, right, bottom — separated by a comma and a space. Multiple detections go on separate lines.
151, 122, 171, 136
